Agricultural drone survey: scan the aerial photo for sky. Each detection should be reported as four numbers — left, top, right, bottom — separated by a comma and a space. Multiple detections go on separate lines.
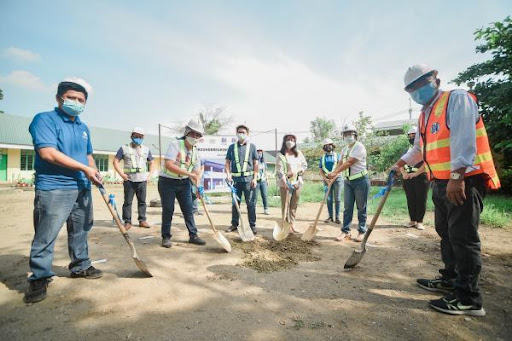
1, 0, 511, 150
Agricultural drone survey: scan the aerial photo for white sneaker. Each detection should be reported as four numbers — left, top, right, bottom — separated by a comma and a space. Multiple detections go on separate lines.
403, 221, 416, 228
416, 223, 425, 230
263, 209, 270, 215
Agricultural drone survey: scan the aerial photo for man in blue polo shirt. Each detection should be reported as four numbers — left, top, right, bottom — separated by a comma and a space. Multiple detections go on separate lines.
24, 78, 103, 304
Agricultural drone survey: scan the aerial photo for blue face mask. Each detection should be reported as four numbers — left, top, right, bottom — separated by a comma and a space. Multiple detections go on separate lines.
411, 82, 437, 105
132, 137, 143, 145
61, 98, 85, 116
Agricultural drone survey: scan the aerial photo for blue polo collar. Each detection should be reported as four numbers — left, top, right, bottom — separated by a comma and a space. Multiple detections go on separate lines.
55, 107, 82, 124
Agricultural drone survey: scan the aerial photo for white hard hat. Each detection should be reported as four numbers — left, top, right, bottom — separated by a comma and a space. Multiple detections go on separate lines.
184, 118, 204, 136
322, 138, 334, 146
132, 127, 145, 135
407, 126, 417, 135
341, 123, 357, 134
403, 64, 437, 90
62, 77, 93, 96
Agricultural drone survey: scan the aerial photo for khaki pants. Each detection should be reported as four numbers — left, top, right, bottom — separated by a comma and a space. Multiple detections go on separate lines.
280, 187, 301, 223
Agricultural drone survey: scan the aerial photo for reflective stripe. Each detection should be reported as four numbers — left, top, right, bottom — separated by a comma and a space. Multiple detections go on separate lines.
474, 151, 493, 164
163, 139, 196, 178
321, 153, 338, 174
476, 127, 487, 138
122, 144, 148, 173
279, 154, 288, 174
233, 143, 252, 178
434, 91, 450, 117
426, 138, 450, 152
346, 169, 368, 181
404, 165, 419, 173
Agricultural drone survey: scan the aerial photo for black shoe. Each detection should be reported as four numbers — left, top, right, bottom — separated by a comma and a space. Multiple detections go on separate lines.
251, 228, 257, 235
225, 225, 238, 233
417, 276, 455, 293
162, 237, 172, 248
324, 217, 333, 223
429, 293, 486, 317
70, 266, 103, 279
24, 278, 49, 303
335, 218, 341, 224
189, 236, 206, 245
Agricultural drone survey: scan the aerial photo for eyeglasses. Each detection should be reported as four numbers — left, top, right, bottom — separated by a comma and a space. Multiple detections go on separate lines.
405, 76, 435, 93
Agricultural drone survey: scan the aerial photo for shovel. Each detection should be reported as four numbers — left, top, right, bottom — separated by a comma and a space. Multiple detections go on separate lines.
273, 184, 293, 241
302, 179, 334, 241
97, 185, 153, 277
199, 195, 231, 252
343, 170, 395, 269
227, 181, 255, 242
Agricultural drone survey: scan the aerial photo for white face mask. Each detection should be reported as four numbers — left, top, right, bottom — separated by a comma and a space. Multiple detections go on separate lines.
237, 133, 246, 142
285, 140, 295, 149
186, 136, 199, 146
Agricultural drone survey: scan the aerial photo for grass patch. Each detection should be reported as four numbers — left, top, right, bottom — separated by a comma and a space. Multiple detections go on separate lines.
260, 182, 511, 229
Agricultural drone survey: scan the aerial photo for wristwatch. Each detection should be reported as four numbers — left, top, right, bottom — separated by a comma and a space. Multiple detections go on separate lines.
450, 172, 462, 180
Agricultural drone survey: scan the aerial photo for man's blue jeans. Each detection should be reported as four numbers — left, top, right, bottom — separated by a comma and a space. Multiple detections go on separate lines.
29, 189, 93, 282
342, 176, 370, 234
256, 180, 269, 210
326, 177, 343, 219
158, 176, 198, 238
231, 181, 257, 228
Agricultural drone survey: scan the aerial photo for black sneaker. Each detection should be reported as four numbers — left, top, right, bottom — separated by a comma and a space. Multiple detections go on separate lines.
24, 278, 49, 303
251, 227, 257, 235
225, 225, 238, 233
162, 237, 172, 248
189, 236, 206, 245
70, 266, 103, 279
417, 276, 455, 293
324, 217, 333, 223
429, 293, 486, 317
335, 218, 341, 224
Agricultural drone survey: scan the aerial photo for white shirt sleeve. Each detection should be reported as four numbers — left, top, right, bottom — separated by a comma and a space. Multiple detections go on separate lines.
164, 140, 180, 161
350, 143, 366, 161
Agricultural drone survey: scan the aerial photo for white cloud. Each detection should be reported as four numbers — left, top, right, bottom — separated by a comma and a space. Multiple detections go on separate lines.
3, 47, 41, 62
0, 70, 49, 91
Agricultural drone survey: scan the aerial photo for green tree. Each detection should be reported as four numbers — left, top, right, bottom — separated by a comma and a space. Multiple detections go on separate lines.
452, 16, 512, 159
198, 105, 232, 135
0, 88, 4, 101
309, 116, 336, 142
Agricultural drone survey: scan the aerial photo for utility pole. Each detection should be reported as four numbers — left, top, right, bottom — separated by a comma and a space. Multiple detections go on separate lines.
408, 98, 412, 120
158, 124, 162, 172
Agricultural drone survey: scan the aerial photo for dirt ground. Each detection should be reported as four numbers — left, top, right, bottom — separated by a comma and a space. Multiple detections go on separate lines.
0, 184, 511, 341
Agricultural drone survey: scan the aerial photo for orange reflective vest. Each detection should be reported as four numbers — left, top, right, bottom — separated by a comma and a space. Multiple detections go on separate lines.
419, 90, 500, 189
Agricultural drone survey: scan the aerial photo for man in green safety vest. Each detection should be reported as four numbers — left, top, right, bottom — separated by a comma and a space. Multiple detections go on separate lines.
113, 127, 155, 230
225, 124, 259, 234
318, 138, 343, 224
328, 123, 369, 243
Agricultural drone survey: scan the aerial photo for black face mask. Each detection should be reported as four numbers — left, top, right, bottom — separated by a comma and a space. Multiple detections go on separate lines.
409, 138, 415, 145
324, 146, 333, 152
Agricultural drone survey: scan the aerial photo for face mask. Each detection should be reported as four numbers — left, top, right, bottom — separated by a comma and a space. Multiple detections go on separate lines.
409, 137, 415, 145
285, 140, 295, 149
345, 136, 355, 145
324, 146, 333, 152
186, 136, 199, 146
237, 133, 246, 142
61, 98, 85, 116
258, 153, 263, 159
411, 82, 437, 105
132, 137, 143, 145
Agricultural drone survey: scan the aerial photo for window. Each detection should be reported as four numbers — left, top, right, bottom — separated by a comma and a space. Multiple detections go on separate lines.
20, 150, 35, 171
93, 155, 109, 172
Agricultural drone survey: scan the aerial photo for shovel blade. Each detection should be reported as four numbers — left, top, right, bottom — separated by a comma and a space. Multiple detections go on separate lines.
134, 257, 153, 277
214, 231, 232, 252
343, 248, 367, 269
273, 221, 291, 241
301, 225, 318, 241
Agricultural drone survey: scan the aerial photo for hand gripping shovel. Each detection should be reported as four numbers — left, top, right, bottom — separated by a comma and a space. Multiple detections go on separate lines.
273, 182, 294, 241
344, 170, 396, 269
227, 181, 255, 242
198, 189, 231, 252
302, 180, 334, 241
97, 185, 153, 277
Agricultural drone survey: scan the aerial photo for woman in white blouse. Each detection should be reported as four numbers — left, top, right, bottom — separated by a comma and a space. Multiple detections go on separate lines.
276, 133, 308, 233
